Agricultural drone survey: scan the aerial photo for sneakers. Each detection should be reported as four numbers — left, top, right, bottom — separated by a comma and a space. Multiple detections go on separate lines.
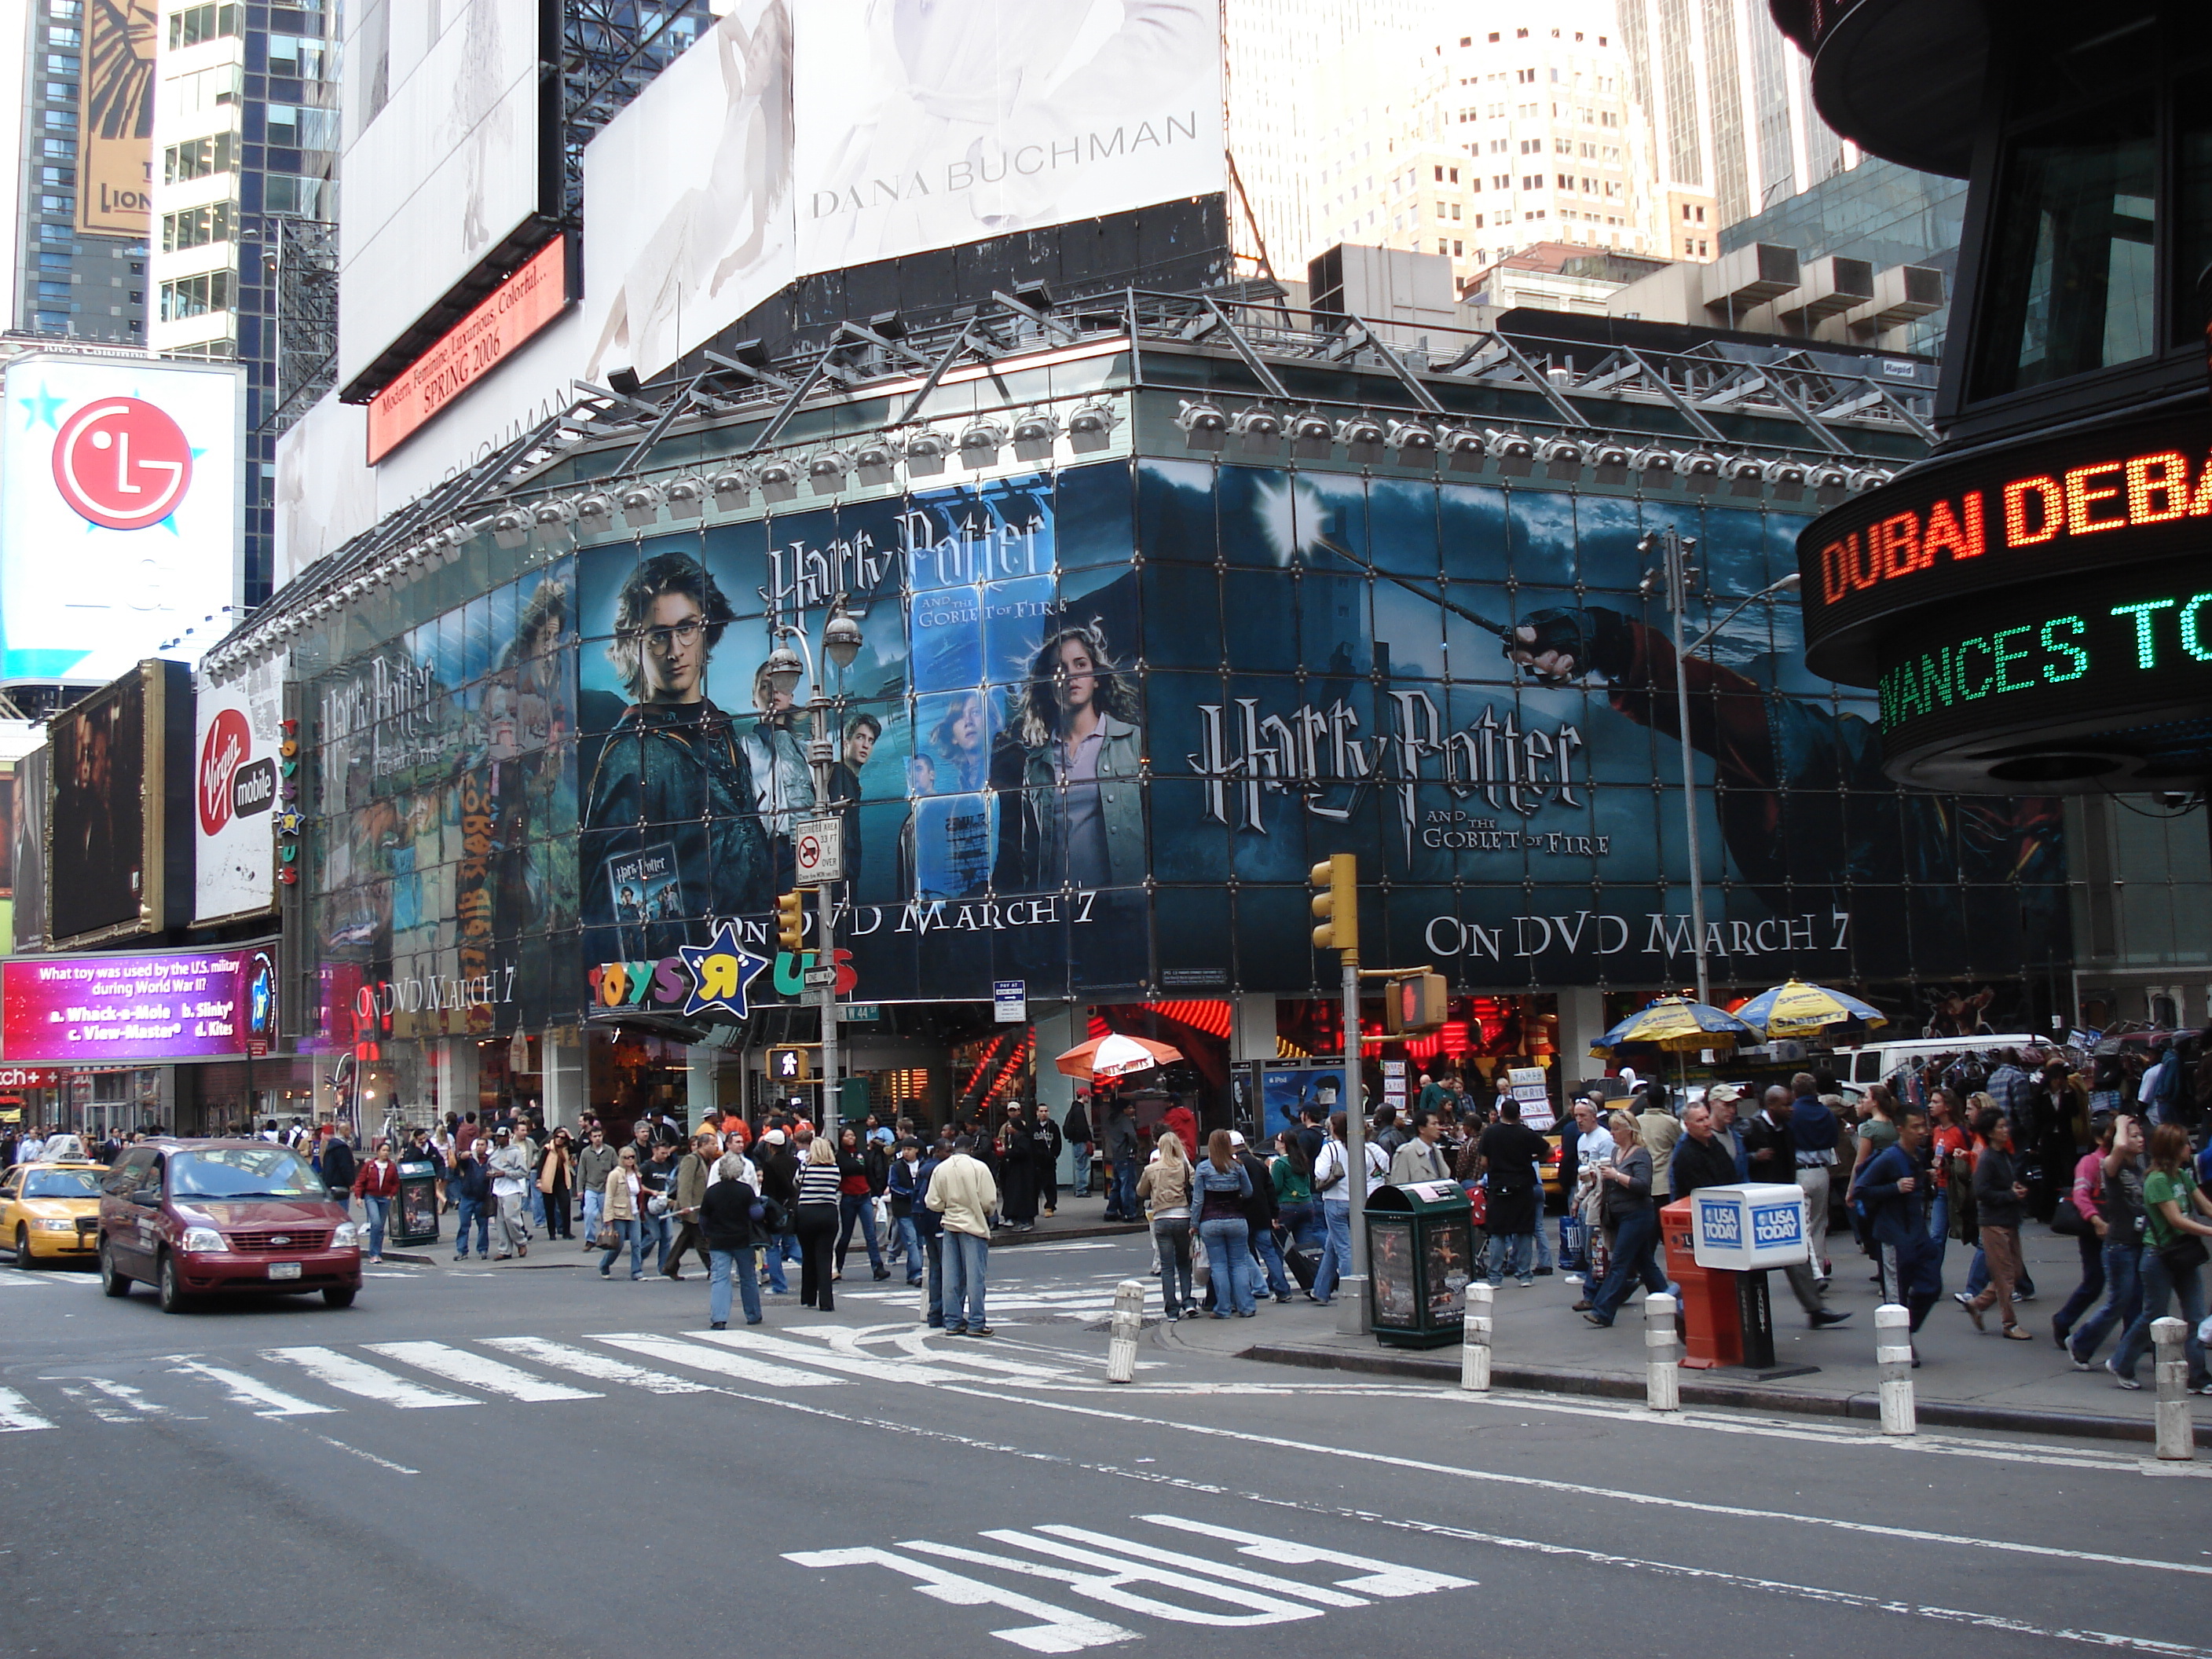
1955, 1292, 1986, 1331
1517, 1276, 1534, 1287
969, 1325, 994, 1338
2107, 1361, 2141, 1390
873, 1267, 891, 1281
709, 1321, 727, 1331
2068, 1350, 2095, 1372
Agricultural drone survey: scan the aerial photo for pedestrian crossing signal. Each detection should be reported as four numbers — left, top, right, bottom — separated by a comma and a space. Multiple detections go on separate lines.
768, 1046, 811, 1082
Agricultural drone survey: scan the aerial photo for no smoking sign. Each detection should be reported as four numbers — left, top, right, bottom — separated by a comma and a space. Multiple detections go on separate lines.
52, 396, 196, 530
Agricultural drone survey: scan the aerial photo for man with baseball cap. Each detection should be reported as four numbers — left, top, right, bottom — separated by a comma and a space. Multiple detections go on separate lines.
754, 1128, 800, 1295
1705, 1086, 1750, 1181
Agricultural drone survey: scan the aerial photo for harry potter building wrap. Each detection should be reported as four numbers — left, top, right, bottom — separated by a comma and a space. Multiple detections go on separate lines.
216, 291, 2071, 1120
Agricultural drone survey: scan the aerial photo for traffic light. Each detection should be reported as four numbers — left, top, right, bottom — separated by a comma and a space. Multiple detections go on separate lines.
1386, 972, 1450, 1035
1309, 854, 1358, 958
775, 890, 806, 954
767, 1046, 811, 1083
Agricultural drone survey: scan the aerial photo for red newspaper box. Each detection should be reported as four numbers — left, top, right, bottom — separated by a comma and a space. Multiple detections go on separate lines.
1661, 1197, 1741, 1368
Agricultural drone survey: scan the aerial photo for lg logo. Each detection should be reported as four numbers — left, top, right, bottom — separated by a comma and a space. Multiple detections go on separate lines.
51, 397, 195, 530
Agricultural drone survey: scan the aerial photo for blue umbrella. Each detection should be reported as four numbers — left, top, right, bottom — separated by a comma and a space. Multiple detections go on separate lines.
1589, 994, 1756, 1057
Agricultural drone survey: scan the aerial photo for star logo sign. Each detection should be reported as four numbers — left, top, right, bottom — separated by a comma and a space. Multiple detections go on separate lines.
676, 921, 770, 1020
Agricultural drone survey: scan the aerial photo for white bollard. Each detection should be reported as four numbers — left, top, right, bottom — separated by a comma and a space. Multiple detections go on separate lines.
1874, 1302, 1916, 1436
2153, 1317, 2195, 1461
1106, 1278, 1147, 1384
1460, 1282, 1494, 1392
1644, 1291, 1680, 1412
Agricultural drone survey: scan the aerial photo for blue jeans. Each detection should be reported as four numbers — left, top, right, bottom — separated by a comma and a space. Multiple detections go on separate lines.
921, 1230, 946, 1325
1486, 1232, 1535, 1286
528, 1185, 546, 1226
709, 1247, 762, 1326
582, 1188, 604, 1244
1586, 1207, 1668, 1324
361, 1194, 390, 1258
1313, 1201, 1353, 1302
454, 1198, 489, 1257
1249, 1219, 1291, 1298
2067, 1234, 2144, 1364
1071, 1143, 1091, 1197
1199, 1217, 1256, 1315
599, 1218, 644, 1278
764, 1231, 797, 1294
2053, 1232, 2108, 1339
1277, 1199, 1321, 1251
1533, 1215, 1555, 1271
894, 1214, 924, 1282
1152, 1218, 1192, 1316
641, 1211, 672, 1272
1927, 1190, 1950, 1278
836, 1193, 884, 1273
943, 1231, 988, 1330
2111, 1247, 2210, 1387
1108, 1152, 1139, 1220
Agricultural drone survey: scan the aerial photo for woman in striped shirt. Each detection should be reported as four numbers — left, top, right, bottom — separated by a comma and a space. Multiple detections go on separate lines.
795, 1135, 844, 1311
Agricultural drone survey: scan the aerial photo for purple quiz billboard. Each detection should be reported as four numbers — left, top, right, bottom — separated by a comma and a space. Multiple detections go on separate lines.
2, 949, 276, 1064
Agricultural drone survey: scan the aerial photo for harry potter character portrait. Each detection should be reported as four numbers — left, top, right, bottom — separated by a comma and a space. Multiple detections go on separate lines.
581, 552, 771, 959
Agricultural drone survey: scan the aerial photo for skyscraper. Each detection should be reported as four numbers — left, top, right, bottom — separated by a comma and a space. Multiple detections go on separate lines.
5, 0, 151, 345
145, 0, 339, 604
1613, 0, 1851, 237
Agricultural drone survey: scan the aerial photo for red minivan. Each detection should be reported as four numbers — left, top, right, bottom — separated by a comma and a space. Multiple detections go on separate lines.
98, 1139, 362, 1313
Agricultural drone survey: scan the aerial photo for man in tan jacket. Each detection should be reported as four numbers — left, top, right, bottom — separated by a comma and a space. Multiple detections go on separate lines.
662, 1130, 722, 1283
925, 1135, 1001, 1336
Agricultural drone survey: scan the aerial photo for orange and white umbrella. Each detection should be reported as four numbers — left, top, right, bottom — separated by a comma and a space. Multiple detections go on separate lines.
1054, 1033, 1184, 1080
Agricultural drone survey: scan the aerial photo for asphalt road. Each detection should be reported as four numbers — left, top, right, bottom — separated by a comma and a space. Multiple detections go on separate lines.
2, 1233, 2207, 1659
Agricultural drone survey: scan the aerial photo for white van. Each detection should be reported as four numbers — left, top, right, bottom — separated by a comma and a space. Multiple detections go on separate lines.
1829, 1035, 2039, 1086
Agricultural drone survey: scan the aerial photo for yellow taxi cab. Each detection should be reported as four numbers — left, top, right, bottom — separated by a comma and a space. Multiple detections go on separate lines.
2, 1161, 108, 1267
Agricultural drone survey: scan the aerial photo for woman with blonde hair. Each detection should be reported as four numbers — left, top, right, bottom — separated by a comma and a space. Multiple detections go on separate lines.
794, 1133, 844, 1311
1583, 1111, 1669, 1328
1136, 1127, 1194, 1320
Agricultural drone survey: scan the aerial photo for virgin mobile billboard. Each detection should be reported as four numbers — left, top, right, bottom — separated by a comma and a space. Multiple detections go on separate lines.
305, 459, 2066, 1031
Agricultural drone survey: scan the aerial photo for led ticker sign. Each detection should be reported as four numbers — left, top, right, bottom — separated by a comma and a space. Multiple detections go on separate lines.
1873, 573, 2212, 788
1799, 408, 2212, 683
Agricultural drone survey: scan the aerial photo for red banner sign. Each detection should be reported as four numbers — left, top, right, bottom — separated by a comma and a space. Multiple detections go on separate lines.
366, 236, 571, 465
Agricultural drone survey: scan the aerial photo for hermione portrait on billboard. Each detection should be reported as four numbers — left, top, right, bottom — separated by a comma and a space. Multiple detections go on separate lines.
49, 678, 145, 941
1005, 621, 1144, 893
580, 551, 771, 959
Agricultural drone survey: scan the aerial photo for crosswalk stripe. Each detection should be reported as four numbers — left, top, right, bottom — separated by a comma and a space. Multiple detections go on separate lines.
588, 1331, 844, 1389
482, 1336, 723, 1395
0, 1385, 54, 1431
366, 1342, 602, 1403
266, 1346, 478, 1409
166, 1357, 337, 1417
86, 1379, 170, 1417
688, 1327, 967, 1384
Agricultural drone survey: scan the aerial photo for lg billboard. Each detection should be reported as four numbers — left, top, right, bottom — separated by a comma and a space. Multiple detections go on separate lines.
0, 356, 243, 687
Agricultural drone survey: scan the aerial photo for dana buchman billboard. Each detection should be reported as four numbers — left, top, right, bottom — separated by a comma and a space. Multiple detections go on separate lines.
0, 355, 242, 687
583, 1, 793, 382
339, 0, 555, 389
579, 0, 1225, 381
76, 0, 156, 236
790, 0, 1225, 275
193, 661, 284, 925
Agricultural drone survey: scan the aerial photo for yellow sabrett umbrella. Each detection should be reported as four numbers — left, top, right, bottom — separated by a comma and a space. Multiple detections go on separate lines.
1733, 979, 1889, 1042
1590, 995, 1756, 1057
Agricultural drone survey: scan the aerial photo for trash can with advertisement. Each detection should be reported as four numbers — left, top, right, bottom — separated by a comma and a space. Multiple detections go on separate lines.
1661, 1198, 1742, 1368
390, 1158, 441, 1247
1364, 1180, 1477, 1350
1686, 1183, 1811, 1369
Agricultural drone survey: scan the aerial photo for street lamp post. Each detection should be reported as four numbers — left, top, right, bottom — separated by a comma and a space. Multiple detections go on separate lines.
764, 599, 864, 1131
1639, 528, 1804, 1009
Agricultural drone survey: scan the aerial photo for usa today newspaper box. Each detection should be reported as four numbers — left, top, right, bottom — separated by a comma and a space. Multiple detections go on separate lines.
1688, 1184, 1808, 1369
1688, 1184, 1811, 1270
1365, 1181, 1477, 1350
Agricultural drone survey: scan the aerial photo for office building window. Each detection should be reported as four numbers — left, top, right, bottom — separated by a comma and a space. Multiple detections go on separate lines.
167, 2, 240, 46
165, 131, 238, 182
159, 270, 234, 322
161, 200, 234, 252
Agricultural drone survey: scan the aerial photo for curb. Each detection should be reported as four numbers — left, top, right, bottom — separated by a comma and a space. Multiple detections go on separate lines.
1240, 1341, 2212, 1449
994, 1221, 1149, 1248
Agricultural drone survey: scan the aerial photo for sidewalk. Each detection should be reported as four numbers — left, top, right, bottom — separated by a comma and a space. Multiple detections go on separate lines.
1158, 1225, 2212, 1448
